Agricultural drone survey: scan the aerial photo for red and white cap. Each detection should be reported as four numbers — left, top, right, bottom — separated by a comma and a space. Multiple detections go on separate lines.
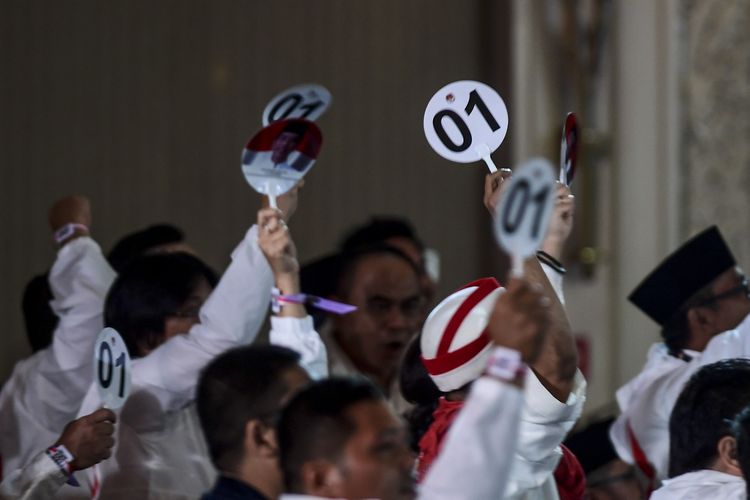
421, 277, 504, 392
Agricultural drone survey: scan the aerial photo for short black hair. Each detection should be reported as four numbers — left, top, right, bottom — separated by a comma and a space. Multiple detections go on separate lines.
104, 252, 218, 357
278, 377, 384, 493
669, 358, 750, 477
107, 224, 185, 273
21, 273, 58, 352
732, 404, 750, 496
340, 217, 424, 254
335, 244, 421, 298
196, 345, 303, 472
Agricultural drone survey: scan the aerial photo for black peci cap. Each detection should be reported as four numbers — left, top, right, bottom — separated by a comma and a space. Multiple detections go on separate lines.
629, 226, 736, 326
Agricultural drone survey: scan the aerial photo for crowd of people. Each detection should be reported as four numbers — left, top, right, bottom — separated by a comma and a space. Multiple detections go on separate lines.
1, 167, 750, 500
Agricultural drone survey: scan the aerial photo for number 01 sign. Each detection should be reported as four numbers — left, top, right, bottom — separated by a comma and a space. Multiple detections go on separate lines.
494, 158, 556, 278
262, 84, 332, 126
94, 327, 132, 409
423, 80, 509, 170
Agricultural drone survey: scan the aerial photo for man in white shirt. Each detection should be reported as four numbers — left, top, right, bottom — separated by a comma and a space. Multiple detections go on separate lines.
69, 191, 318, 498
0, 196, 116, 478
610, 226, 750, 483
650, 359, 750, 499
277, 276, 551, 500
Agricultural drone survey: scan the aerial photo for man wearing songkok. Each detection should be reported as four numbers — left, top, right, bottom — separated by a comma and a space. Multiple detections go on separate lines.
0, 197, 116, 479
610, 225, 750, 485
650, 359, 750, 499
278, 277, 551, 500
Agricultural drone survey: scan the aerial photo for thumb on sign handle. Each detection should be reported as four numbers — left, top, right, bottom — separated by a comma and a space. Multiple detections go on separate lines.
476, 143, 498, 173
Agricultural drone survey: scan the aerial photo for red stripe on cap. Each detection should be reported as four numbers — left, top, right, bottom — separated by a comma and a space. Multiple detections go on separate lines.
436, 278, 500, 356
423, 277, 500, 376
422, 332, 490, 375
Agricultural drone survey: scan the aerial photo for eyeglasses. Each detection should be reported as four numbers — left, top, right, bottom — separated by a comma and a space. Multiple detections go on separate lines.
696, 277, 750, 306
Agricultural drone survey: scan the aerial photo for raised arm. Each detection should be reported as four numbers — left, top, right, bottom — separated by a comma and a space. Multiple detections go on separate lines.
258, 204, 328, 380
485, 171, 578, 401
46, 196, 117, 372
420, 278, 550, 499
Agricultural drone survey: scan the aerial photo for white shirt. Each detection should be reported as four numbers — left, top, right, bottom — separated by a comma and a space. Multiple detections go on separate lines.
0, 451, 68, 500
649, 469, 745, 500
0, 238, 116, 478
610, 311, 750, 481
61, 225, 277, 499
503, 370, 586, 500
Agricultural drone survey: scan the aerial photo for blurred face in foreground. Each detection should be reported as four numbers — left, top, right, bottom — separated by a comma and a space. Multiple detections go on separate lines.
324, 400, 416, 500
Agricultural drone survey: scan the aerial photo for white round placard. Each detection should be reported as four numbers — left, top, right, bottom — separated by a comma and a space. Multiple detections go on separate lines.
494, 158, 556, 270
423, 80, 509, 164
262, 84, 332, 126
94, 327, 132, 410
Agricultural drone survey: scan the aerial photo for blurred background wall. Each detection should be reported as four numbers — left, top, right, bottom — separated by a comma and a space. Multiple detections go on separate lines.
2, 0, 749, 419
0, 0, 511, 381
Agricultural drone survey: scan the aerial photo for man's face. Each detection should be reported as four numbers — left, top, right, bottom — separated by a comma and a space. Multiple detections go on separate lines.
384, 236, 436, 317
271, 131, 301, 163
333, 400, 416, 500
705, 267, 750, 335
333, 254, 422, 385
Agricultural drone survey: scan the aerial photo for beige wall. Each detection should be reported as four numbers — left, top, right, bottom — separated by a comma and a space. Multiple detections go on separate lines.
511, 0, 685, 414
0, 1, 512, 381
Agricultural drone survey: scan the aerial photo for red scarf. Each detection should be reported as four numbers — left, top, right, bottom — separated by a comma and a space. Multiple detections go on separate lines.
416, 397, 464, 481
416, 398, 586, 500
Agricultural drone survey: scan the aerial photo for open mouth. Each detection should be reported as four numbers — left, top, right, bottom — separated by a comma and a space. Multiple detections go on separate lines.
384, 341, 406, 356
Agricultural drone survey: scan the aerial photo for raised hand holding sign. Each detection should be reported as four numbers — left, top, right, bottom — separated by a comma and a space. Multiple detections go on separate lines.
494, 159, 556, 278
423, 80, 509, 172
241, 118, 322, 209
262, 84, 332, 126
94, 328, 131, 410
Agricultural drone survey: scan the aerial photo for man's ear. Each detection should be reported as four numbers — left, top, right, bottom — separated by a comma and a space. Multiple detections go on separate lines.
300, 459, 344, 497
716, 435, 742, 476
244, 420, 278, 459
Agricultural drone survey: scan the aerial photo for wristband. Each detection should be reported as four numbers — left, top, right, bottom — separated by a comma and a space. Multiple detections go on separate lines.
271, 287, 357, 315
53, 223, 89, 245
536, 250, 566, 275
271, 286, 283, 314
485, 346, 526, 383
46, 444, 80, 486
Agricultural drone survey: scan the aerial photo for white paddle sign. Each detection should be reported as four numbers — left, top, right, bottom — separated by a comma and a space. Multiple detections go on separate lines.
262, 84, 332, 126
494, 159, 556, 278
423, 80, 509, 172
94, 327, 131, 410
241, 118, 323, 209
